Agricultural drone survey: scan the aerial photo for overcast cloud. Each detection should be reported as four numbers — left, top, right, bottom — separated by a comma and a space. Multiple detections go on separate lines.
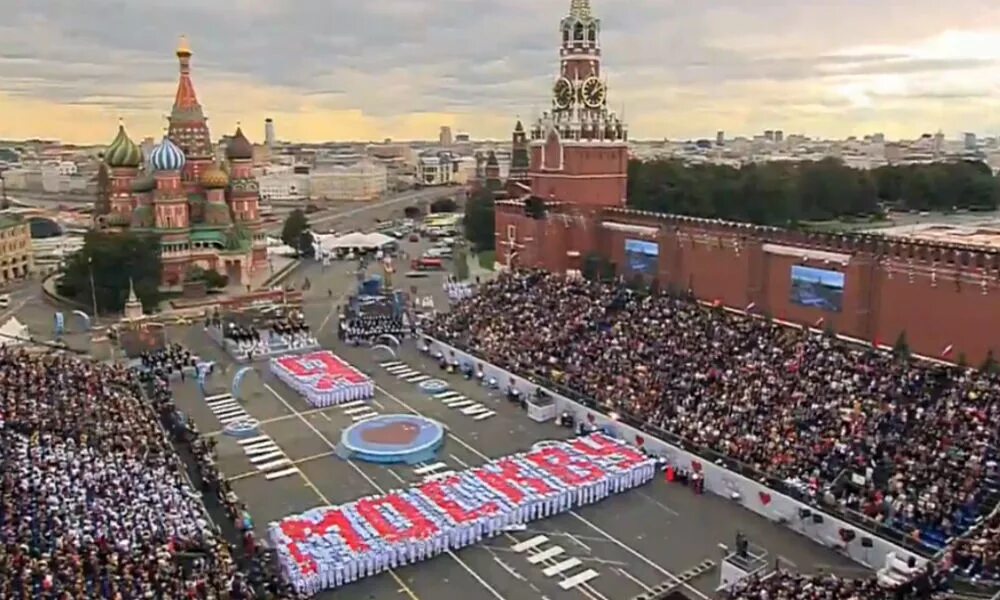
2, 0, 1000, 143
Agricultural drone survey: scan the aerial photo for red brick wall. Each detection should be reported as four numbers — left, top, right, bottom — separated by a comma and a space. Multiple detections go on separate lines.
521, 208, 1000, 363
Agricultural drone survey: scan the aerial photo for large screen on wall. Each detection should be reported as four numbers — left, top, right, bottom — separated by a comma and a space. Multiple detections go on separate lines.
789, 265, 845, 312
624, 239, 659, 274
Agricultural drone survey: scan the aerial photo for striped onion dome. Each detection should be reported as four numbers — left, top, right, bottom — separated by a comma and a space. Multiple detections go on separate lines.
150, 135, 186, 172
199, 163, 229, 189
104, 122, 142, 168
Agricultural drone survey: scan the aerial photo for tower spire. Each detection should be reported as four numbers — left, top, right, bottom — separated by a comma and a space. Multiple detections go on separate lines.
172, 35, 202, 115
569, 0, 591, 18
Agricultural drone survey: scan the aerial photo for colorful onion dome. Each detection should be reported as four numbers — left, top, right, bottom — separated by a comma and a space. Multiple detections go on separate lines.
131, 172, 156, 193
150, 135, 186, 172
225, 126, 254, 160
200, 163, 229, 189
104, 122, 143, 168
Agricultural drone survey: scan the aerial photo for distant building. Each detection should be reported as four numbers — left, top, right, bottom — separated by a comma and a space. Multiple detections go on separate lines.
0, 212, 33, 284
259, 173, 310, 203
454, 133, 471, 143
965, 132, 977, 151
309, 159, 387, 201
265, 118, 276, 148
716, 131, 725, 146
417, 151, 459, 186
439, 126, 453, 146
774, 130, 784, 143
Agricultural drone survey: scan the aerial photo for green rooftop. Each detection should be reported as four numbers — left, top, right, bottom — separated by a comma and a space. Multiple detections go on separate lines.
0, 212, 25, 230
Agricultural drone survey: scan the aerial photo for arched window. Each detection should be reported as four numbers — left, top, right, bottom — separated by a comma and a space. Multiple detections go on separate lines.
562, 26, 570, 43
588, 25, 596, 42
574, 22, 584, 40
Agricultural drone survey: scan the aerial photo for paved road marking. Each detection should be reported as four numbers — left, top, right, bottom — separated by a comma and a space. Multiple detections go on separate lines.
559, 569, 599, 590
544, 558, 582, 577
616, 568, 654, 592
237, 434, 270, 446
414, 462, 448, 475
244, 443, 281, 456
528, 546, 565, 565
249, 450, 285, 464
512, 536, 549, 553
265, 467, 300, 480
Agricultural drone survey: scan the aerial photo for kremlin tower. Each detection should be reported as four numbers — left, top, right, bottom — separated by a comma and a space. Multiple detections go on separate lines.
528, 0, 627, 207
494, 0, 628, 271
97, 36, 262, 289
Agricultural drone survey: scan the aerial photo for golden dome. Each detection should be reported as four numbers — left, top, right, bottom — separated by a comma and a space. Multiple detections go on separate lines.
200, 164, 229, 189
177, 35, 191, 57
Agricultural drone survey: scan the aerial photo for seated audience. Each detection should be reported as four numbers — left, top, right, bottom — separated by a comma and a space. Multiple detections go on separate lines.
0, 347, 240, 599
725, 567, 948, 599
429, 270, 1000, 553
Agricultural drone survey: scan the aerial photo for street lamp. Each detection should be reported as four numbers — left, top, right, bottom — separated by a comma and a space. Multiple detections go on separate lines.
87, 256, 99, 320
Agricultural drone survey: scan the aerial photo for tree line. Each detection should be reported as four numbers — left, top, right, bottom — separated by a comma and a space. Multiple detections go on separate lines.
627, 158, 999, 227
462, 157, 1000, 250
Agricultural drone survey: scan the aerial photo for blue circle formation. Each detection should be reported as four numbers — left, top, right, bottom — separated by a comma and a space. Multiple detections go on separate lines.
418, 379, 449, 394
223, 418, 261, 438
338, 414, 445, 465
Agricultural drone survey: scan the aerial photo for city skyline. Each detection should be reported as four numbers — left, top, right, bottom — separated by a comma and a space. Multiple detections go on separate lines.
2, 0, 1000, 145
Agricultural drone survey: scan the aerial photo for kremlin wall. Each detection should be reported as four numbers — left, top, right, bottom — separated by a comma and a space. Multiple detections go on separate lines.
493, 1, 1000, 365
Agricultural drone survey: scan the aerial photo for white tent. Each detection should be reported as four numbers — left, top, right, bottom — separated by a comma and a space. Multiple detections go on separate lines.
320, 231, 395, 251
0, 317, 28, 345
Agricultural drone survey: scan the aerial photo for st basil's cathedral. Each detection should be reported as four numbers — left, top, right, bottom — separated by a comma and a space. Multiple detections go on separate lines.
95, 36, 266, 288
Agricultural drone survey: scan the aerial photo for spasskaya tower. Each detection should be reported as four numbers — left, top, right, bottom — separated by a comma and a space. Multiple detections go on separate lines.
528, 0, 628, 207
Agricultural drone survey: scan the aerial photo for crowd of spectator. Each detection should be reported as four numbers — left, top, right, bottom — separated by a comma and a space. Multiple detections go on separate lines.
143, 366, 296, 598
950, 511, 1000, 583
428, 270, 1000, 557
0, 346, 239, 598
725, 568, 949, 599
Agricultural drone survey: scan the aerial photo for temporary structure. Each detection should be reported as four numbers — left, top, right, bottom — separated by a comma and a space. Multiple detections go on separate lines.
0, 317, 29, 345
320, 231, 395, 251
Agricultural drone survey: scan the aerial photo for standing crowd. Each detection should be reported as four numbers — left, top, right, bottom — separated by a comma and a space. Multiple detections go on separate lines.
429, 270, 1000, 591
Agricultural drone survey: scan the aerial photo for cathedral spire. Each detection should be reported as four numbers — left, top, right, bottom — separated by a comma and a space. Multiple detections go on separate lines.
172, 35, 203, 117
569, 0, 592, 18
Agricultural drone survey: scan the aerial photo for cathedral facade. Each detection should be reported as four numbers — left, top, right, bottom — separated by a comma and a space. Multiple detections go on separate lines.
96, 37, 267, 288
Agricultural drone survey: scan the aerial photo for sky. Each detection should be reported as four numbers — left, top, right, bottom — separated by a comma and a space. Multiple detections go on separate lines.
2, 0, 1000, 145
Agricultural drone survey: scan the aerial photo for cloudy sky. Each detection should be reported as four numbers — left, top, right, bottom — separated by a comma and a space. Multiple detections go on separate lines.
2, 0, 1000, 144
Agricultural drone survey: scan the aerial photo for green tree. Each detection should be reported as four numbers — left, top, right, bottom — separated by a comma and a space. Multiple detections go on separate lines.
281, 209, 310, 256
430, 197, 457, 213
453, 244, 470, 281
94, 161, 111, 217
981, 349, 997, 373
893, 331, 911, 361
625, 157, 997, 225
403, 205, 422, 219
57, 230, 163, 314
185, 265, 228, 290
464, 188, 495, 251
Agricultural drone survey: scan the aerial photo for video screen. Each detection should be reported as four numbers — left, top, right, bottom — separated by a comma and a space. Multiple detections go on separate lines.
624, 239, 659, 274
790, 265, 844, 312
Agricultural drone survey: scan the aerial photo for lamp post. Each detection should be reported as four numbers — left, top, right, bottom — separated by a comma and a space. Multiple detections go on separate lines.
87, 256, 99, 320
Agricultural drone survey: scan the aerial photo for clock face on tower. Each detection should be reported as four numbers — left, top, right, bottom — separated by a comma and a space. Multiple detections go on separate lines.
581, 77, 606, 108
553, 77, 574, 110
